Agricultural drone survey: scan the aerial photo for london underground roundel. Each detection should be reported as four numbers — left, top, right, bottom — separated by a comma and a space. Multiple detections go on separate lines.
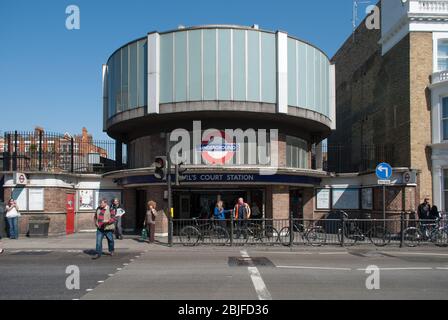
201, 130, 237, 165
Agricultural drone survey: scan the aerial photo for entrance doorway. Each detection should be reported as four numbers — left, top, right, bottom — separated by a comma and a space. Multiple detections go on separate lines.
173, 189, 264, 219
135, 190, 147, 231
290, 189, 304, 220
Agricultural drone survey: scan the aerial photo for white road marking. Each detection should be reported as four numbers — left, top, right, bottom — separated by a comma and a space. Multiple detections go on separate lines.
318, 252, 349, 255
392, 252, 448, 257
277, 266, 352, 271
240, 250, 272, 301
97, 280, 105, 283
436, 267, 448, 270
86, 289, 93, 292
356, 267, 434, 271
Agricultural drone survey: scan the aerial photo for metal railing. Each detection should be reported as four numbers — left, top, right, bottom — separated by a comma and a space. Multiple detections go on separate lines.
169, 212, 448, 248
2, 131, 126, 174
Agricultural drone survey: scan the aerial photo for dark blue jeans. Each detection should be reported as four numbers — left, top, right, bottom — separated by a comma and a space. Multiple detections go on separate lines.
7, 217, 19, 239
96, 229, 114, 256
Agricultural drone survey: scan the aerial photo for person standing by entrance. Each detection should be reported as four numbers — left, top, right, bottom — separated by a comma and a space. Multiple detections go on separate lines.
418, 197, 431, 226
93, 199, 116, 260
234, 198, 251, 239
144, 201, 158, 243
5, 199, 20, 240
111, 198, 125, 240
214, 201, 231, 228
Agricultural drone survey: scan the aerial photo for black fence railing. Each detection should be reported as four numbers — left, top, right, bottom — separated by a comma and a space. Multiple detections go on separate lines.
322, 144, 395, 173
2, 131, 126, 174
169, 213, 448, 248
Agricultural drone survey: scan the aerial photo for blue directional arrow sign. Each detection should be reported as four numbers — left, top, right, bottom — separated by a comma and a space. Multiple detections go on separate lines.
376, 163, 393, 180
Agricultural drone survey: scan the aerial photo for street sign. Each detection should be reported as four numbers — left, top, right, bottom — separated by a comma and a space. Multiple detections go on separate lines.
378, 180, 391, 185
376, 163, 392, 180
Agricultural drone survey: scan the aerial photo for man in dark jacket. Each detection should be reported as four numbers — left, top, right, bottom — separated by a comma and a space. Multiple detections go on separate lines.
418, 197, 431, 226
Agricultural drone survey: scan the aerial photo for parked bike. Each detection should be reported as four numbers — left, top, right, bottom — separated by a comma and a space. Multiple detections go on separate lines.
179, 218, 230, 247
337, 211, 391, 247
279, 221, 326, 246
403, 218, 448, 248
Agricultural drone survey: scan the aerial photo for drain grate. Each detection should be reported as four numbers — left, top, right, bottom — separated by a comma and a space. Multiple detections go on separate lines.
228, 257, 275, 267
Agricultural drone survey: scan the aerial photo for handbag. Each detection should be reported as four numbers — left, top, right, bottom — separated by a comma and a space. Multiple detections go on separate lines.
141, 228, 148, 241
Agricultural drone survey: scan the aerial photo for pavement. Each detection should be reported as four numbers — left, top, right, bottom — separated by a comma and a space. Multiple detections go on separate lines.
1, 234, 448, 300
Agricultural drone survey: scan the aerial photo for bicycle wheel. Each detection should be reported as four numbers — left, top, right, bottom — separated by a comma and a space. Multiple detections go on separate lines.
403, 227, 423, 247
210, 226, 230, 246
279, 227, 292, 246
432, 229, 448, 248
179, 226, 200, 247
306, 227, 326, 247
337, 225, 361, 246
368, 226, 391, 247
263, 225, 279, 245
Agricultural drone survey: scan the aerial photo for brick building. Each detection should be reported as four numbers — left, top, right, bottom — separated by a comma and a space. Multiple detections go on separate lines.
329, 0, 448, 211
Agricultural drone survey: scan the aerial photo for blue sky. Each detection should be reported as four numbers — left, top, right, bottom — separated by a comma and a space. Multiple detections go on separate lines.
0, 0, 371, 140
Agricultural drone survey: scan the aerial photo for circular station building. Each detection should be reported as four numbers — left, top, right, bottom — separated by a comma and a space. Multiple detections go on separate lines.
103, 25, 335, 233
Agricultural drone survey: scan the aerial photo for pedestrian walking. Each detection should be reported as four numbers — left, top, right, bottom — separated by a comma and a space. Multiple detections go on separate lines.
92, 199, 116, 260
233, 198, 251, 239
111, 198, 125, 240
5, 199, 20, 240
144, 201, 158, 243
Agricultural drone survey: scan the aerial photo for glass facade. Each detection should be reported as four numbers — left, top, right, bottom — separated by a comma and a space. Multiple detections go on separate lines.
107, 38, 147, 118
286, 136, 308, 169
438, 39, 448, 72
443, 97, 448, 141
105, 27, 332, 121
444, 169, 448, 211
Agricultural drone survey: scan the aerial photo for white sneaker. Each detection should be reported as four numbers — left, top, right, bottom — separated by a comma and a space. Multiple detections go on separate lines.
0, 249, 4, 254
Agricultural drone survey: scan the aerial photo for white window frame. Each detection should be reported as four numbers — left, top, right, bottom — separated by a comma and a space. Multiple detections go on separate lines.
433, 34, 448, 73
441, 167, 448, 212
443, 97, 448, 141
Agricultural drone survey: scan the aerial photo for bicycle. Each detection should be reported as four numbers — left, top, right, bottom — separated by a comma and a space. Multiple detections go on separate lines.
279, 221, 326, 246
403, 218, 448, 248
236, 220, 280, 245
337, 211, 391, 247
179, 218, 230, 247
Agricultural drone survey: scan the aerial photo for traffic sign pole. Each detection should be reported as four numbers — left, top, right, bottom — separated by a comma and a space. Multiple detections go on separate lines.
166, 133, 173, 247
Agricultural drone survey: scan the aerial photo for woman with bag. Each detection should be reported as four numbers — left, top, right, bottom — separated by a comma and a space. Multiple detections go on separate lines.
144, 201, 158, 243
5, 199, 20, 240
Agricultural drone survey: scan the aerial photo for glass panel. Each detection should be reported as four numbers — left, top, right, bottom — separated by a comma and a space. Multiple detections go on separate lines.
288, 39, 297, 106
438, 40, 448, 57
203, 29, 217, 100
444, 169, 448, 190
233, 30, 246, 101
129, 42, 137, 109
189, 30, 202, 101
297, 42, 307, 107
438, 58, 448, 72
443, 97, 448, 118
307, 46, 315, 111
444, 191, 448, 211
218, 29, 231, 100
247, 30, 260, 102
107, 55, 115, 117
137, 39, 147, 107
121, 47, 129, 111
261, 33, 276, 103
444, 119, 448, 141
175, 31, 187, 102
160, 34, 174, 103
113, 49, 122, 113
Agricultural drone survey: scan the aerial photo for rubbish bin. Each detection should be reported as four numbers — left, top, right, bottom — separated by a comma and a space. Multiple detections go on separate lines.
28, 216, 51, 238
